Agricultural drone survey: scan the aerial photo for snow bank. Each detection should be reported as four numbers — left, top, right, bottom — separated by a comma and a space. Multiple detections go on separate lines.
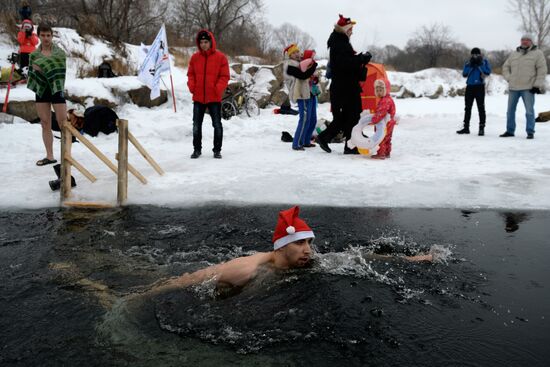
2, 28, 550, 211
1, 95, 550, 210
388, 68, 511, 98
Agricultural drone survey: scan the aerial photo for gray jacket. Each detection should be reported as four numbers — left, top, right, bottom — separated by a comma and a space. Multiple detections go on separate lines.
283, 59, 315, 103
502, 45, 547, 91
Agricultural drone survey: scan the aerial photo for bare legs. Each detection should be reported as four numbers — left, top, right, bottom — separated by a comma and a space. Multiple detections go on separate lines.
36, 102, 54, 160
35, 102, 67, 161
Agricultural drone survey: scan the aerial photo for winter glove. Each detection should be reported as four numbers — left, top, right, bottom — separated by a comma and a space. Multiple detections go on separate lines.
360, 52, 372, 64
530, 87, 542, 94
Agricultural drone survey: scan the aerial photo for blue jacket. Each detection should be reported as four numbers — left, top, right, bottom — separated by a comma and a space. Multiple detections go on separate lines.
463, 58, 491, 85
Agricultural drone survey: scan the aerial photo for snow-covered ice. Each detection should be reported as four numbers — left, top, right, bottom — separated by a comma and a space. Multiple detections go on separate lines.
1, 29, 549, 210
1, 89, 549, 210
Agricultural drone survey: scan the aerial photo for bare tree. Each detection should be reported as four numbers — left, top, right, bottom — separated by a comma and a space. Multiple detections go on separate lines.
172, 0, 262, 44
509, 0, 550, 48
93, 0, 167, 43
271, 22, 316, 54
406, 23, 457, 68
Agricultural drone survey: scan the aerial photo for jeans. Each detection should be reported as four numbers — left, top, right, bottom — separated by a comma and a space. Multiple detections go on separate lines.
293, 99, 313, 148
305, 95, 318, 143
464, 84, 486, 127
506, 90, 536, 135
193, 102, 223, 152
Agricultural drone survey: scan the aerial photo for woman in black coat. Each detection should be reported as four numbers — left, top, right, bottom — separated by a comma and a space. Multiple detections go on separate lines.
316, 15, 371, 154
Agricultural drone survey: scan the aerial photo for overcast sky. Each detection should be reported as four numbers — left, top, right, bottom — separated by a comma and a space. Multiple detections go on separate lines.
265, 0, 522, 54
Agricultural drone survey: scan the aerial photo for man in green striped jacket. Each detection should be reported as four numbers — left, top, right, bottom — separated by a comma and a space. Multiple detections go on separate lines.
27, 24, 67, 166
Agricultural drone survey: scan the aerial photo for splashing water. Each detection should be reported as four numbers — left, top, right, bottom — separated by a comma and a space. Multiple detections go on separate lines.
430, 244, 453, 264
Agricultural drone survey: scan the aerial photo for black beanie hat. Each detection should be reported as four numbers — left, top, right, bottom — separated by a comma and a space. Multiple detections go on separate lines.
471, 47, 481, 55
198, 31, 211, 42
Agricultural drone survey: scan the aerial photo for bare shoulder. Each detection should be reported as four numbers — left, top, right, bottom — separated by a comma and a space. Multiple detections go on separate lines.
217, 252, 273, 287
220, 252, 272, 272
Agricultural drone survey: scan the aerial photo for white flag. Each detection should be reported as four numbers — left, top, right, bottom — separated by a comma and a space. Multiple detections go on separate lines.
138, 25, 171, 99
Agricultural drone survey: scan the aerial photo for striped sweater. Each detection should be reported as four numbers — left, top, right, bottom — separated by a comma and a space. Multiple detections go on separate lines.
27, 44, 66, 97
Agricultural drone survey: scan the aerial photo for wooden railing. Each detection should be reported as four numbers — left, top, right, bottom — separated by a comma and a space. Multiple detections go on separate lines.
60, 119, 164, 207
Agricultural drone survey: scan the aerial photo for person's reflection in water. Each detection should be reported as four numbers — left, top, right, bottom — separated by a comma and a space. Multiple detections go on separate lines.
501, 212, 530, 233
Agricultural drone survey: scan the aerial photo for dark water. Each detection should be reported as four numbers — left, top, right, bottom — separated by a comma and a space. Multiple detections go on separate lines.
0, 206, 549, 366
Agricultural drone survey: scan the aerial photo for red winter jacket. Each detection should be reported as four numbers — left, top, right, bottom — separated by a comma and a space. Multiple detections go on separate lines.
18, 30, 39, 54
371, 79, 396, 125
187, 30, 230, 104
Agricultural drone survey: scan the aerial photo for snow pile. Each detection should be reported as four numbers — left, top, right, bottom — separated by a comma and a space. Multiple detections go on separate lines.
0, 27, 142, 76
238, 64, 278, 102
388, 68, 510, 98
1, 28, 550, 211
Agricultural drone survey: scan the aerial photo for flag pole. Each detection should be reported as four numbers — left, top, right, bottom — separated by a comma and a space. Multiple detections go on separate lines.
161, 77, 177, 113
169, 74, 177, 113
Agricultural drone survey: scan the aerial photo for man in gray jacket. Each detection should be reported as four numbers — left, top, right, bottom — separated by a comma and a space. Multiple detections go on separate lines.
501, 34, 547, 139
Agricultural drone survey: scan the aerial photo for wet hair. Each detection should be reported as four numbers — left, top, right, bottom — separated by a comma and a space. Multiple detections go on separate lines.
37, 24, 53, 36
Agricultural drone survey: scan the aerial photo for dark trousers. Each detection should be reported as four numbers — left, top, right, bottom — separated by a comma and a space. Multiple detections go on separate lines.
320, 90, 362, 142
18, 52, 30, 69
193, 102, 223, 153
464, 84, 486, 128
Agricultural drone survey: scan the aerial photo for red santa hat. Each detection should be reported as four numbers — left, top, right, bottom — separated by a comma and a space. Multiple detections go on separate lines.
335, 14, 356, 34
272, 206, 315, 250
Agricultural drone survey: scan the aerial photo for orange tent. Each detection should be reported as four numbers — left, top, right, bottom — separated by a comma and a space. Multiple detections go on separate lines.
360, 63, 389, 112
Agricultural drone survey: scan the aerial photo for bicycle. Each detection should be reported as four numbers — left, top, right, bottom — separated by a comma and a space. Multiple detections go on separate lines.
221, 82, 260, 120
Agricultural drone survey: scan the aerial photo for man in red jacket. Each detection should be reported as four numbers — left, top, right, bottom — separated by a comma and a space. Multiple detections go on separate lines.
187, 30, 230, 159
17, 19, 39, 71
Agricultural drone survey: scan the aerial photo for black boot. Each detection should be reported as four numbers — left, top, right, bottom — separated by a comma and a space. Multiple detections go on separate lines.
456, 126, 470, 134
478, 126, 485, 136
190, 150, 201, 159
316, 134, 332, 153
344, 142, 360, 155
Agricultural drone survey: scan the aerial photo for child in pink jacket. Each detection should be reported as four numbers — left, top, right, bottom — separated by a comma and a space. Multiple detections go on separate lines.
370, 79, 396, 159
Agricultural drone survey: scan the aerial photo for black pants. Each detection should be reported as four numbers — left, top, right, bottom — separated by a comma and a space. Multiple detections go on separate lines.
464, 84, 486, 128
18, 52, 30, 69
193, 102, 223, 153
320, 90, 362, 142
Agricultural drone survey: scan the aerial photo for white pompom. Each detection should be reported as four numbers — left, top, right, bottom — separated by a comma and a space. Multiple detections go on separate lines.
286, 226, 296, 234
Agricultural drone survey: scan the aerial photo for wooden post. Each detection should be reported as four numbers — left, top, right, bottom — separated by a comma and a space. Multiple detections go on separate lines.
128, 131, 165, 176
115, 154, 148, 185
60, 122, 73, 203
117, 119, 128, 206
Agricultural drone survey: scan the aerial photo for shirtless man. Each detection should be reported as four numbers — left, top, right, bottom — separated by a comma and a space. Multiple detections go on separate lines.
145, 206, 432, 296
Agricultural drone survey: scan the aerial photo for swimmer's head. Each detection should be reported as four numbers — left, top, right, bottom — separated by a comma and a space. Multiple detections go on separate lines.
272, 206, 314, 249
277, 237, 313, 268
272, 206, 314, 267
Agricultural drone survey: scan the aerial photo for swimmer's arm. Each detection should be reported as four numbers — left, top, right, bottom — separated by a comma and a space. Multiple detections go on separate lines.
145, 265, 222, 296
366, 253, 433, 262
142, 255, 262, 297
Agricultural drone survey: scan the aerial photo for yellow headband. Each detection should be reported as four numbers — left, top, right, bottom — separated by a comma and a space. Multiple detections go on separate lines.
285, 44, 300, 56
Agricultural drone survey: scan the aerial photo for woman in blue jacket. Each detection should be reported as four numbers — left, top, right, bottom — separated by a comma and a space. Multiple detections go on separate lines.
457, 47, 492, 136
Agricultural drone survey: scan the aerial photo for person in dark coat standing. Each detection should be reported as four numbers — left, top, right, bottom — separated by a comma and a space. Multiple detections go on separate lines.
457, 47, 491, 136
187, 30, 230, 159
316, 14, 372, 154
